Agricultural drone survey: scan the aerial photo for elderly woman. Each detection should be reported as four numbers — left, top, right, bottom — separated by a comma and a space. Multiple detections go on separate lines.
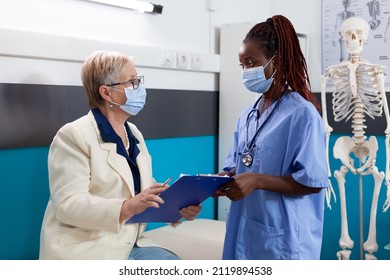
39, 51, 201, 260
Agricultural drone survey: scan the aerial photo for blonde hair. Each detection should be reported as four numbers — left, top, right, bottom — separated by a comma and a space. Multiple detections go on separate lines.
81, 51, 134, 108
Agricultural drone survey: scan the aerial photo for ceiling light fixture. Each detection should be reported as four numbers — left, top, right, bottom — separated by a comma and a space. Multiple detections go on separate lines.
84, 0, 163, 14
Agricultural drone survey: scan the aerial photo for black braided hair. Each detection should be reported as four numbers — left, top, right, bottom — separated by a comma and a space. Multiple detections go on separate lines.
243, 15, 320, 111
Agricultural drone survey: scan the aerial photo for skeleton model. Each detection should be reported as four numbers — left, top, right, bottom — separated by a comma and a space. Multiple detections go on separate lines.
321, 17, 390, 260
332, 0, 355, 62
367, 0, 381, 30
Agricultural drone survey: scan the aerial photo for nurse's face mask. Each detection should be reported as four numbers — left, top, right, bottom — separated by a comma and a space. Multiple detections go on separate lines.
242, 55, 276, 94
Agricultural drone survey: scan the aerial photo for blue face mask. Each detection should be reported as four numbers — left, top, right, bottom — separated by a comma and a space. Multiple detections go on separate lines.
242, 56, 276, 94
111, 84, 147, 116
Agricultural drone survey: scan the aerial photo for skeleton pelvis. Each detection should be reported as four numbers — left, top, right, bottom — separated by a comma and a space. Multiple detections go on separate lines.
333, 136, 378, 173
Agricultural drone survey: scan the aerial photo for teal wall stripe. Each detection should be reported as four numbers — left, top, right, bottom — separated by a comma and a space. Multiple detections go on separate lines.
0, 147, 49, 260
145, 135, 218, 230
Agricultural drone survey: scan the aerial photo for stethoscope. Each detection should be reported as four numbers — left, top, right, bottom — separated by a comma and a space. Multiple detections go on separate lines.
240, 93, 285, 167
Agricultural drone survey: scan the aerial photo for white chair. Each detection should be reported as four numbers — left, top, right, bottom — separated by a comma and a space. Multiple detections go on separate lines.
143, 218, 226, 260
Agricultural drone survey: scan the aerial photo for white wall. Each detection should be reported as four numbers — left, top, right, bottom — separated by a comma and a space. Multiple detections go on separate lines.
0, 27, 220, 91
209, 0, 272, 52
212, 0, 323, 91
0, 0, 215, 90
0, 0, 210, 52
0, 0, 272, 55
0, 0, 275, 91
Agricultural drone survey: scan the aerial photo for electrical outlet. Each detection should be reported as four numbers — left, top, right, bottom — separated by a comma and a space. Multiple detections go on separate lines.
160, 49, 174, 67
177, 51, 190, 68
191, 54, 202, 70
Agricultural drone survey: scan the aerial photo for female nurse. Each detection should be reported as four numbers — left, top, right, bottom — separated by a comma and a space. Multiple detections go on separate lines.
216, 15, 329, 260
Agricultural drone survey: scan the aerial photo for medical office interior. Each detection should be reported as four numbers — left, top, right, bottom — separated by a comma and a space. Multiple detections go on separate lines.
1, 0, 390, 260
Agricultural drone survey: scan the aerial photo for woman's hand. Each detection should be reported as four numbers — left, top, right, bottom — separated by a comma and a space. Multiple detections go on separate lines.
120, 183, 168, 222
170, 205, 202, 228
179, 205, 202, 221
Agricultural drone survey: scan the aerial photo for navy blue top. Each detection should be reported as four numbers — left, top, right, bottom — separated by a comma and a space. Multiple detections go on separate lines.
92, 108, 141, 194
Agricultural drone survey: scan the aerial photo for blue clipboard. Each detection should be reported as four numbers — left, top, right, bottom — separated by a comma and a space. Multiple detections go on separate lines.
126, 175, 233, 223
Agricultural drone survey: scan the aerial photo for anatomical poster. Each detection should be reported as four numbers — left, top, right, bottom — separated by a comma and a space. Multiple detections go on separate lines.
322, 0, 390, 88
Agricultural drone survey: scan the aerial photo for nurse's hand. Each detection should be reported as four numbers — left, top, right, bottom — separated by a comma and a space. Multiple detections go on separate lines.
216, 168, 236, 177
119, 183, 169, 222
217, 173, 258, 201
220, 173, 319, 199
212, 168, 236, 198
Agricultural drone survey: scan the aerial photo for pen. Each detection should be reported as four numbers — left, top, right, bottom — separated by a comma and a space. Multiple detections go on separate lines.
161, 177, 172, 188
157, 177, 172, 197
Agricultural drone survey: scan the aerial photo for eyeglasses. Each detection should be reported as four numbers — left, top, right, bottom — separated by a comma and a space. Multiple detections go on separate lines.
106, 75, 144, 90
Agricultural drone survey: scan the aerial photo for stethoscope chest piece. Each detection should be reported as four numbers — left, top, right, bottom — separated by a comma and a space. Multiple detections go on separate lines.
241, 152, 253, 167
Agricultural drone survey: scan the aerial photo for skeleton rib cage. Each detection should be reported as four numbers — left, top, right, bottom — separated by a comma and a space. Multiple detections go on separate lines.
327, 63, 386, 147
329, 63, 385, 124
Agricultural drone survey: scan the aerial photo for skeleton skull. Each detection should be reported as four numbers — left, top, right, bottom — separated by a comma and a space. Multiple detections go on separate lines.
341, 17, 370, 54
342, 0, 350, 7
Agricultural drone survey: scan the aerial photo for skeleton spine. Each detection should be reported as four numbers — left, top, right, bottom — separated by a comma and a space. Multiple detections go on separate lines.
351, 97, 367, 145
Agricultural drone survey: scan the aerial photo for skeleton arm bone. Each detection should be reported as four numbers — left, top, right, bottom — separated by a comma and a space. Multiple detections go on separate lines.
376, 69, 390, 212
321, 73, 334, 141
321, 73, 337, 207
376, 70, 390, 134
385, 135, 390, 212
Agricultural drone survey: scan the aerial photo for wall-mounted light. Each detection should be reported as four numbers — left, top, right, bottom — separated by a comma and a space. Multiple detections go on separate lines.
84, 0, 163, 14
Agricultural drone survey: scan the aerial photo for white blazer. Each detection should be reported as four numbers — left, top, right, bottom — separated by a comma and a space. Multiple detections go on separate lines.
39, 111, 160, 259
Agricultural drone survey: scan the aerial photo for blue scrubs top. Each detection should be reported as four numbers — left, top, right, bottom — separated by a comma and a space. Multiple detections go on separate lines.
222, 92, 328, 260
